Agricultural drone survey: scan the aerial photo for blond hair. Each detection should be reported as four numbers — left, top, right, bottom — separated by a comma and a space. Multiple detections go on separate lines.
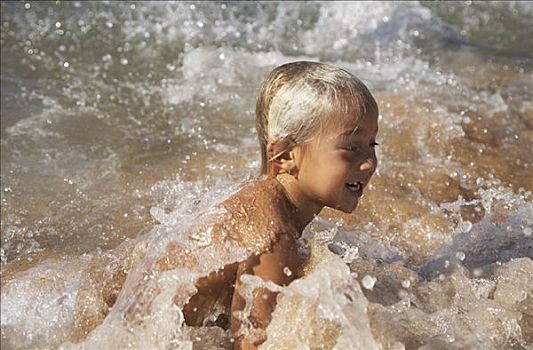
255, 61, 378, 174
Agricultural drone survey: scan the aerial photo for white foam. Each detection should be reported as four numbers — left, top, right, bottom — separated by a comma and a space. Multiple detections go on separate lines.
1, 258, 86, 349
262, 251, 380, 349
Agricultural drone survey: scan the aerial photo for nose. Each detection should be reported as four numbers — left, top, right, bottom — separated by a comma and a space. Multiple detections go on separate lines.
359, 157, 376, 172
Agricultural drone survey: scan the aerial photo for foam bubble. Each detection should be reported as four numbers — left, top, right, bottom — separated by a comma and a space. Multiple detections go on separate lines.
362, 275, 377, 290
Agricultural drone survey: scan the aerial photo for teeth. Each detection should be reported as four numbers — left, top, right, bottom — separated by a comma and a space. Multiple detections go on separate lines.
347, 182, 362, 190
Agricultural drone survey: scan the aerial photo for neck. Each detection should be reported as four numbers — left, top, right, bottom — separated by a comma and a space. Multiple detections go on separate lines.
274, 174, 323, 233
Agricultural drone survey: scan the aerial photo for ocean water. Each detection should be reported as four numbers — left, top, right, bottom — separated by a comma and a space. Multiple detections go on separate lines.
1, 1, 532, 349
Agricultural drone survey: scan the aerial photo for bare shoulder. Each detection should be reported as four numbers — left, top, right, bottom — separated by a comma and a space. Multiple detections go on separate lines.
219, 177, 296, 253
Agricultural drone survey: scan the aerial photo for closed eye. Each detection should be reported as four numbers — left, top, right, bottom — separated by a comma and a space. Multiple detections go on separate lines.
370, 142, 380, 147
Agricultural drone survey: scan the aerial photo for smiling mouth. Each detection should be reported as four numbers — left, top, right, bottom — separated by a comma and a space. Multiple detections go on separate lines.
346, 181, 364, 197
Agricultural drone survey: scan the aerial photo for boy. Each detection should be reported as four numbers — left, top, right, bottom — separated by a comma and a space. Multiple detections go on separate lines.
182, 61, 379, 349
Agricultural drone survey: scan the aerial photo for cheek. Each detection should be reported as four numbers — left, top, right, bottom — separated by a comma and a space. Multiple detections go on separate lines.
333, 155, 355, 174
324, 160, 352, 187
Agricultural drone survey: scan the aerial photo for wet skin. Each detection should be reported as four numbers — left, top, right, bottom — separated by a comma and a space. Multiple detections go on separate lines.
178, 177, 303, 332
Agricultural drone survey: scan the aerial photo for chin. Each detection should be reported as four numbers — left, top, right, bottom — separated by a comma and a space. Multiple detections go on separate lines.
340, 207, 358, 214
336, 201, 359, 213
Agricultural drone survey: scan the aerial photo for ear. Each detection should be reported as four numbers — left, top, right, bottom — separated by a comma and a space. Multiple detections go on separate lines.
266, 139, 299, 177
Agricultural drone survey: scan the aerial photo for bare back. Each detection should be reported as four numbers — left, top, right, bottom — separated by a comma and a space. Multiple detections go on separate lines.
181, 177, 302, 329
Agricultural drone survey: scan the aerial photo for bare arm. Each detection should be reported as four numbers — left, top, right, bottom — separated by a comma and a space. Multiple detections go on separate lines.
231, 233, 299, 349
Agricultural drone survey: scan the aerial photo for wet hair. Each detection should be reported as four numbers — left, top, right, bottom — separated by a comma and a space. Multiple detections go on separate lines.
255, 61, 378, 175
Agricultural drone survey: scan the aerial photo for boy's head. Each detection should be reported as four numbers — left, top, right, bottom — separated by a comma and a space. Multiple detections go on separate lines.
255, 61, 378, 176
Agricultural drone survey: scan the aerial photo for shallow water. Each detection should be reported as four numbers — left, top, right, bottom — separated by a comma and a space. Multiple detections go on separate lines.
1, 1, 532, 349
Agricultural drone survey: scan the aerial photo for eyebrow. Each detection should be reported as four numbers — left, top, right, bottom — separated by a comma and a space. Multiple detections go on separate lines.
340, 126, 379, 137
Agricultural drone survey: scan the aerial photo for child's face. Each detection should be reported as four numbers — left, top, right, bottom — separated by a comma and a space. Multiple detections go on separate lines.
294, 110, 378, 213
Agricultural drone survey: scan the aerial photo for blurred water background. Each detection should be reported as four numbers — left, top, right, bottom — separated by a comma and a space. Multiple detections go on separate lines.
1, 1, 532, 349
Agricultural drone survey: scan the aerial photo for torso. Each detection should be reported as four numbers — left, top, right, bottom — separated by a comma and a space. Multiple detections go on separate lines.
182, 177, 302, 327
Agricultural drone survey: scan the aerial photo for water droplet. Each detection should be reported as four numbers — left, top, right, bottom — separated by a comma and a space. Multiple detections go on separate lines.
524, 227, 532, 236
196, 21, 204, 28
456, 251, 466, 261
55, 21, 61, 28
401, 280, 411, 289
361, 275, 377, 290
458, 221, 472, 233
283, 267, 292, 277
63, 61, 70, 68
120, 58, 128, 65
106, 21, 113, 29
218, 53, 225, 60
25, 3, 31, 9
